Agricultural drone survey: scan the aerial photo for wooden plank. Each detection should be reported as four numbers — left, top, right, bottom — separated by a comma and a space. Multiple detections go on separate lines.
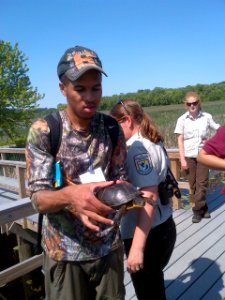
165, 226, 225, 299
125, 282, 136, 300
172, 250, 225, 300
16, 166, 26, 198
0, 169, 28, 197
7, 223, 37, 244
201, 271, 225, 299
165, 204, 225, 274
175, 194, 225, 241
165, 219, 225, 278
15, 214, 39, 232
0, 254, 43, 286
1, 153, 7, 176
0, 148, 25, 154
0, 176, 21, 192
0, 197, 35, 226
0, 160, 26, 168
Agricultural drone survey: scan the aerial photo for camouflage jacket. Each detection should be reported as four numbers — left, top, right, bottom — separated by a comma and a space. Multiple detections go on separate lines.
26, 110, 127, 261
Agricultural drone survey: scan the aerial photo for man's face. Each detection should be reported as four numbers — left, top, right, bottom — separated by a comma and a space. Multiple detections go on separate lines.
60, 69, 102, 120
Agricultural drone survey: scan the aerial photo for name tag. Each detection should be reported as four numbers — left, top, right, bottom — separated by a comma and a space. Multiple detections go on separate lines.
79, 167, 106, 183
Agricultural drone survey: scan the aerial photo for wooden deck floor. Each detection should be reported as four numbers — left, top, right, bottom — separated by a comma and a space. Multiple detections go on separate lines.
125, 184, 225, 300
1, 184, 225, 300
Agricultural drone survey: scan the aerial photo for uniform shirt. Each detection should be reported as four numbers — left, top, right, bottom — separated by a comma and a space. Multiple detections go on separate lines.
174, 111, 220, 158
203, 125, 225, 194
26, 110, 127, 261
120, 132, 173, 240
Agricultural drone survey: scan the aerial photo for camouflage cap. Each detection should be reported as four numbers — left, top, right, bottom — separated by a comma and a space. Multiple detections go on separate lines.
57, 45, 107, 81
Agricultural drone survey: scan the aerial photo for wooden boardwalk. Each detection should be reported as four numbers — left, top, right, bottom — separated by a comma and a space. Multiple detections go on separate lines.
1, 184, 225, 300
124, 184, 225, 300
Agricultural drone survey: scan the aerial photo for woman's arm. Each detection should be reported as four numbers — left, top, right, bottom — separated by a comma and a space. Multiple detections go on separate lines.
126, 185, 158, 273
177, 134, 188, 170
197, 149, 225, 171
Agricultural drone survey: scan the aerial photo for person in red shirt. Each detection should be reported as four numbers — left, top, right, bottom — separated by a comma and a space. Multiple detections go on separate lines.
197, 125, 225, 194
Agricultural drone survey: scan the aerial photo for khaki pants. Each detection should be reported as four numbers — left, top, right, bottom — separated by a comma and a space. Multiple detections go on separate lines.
185, 157, 209, 214
43, 247, 125, 300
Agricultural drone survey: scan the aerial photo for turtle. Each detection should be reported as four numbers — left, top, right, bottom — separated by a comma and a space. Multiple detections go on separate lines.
95, 182, 146, 210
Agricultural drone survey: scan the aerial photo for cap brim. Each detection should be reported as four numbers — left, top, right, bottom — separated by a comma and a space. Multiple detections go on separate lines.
65, 66, 107, 81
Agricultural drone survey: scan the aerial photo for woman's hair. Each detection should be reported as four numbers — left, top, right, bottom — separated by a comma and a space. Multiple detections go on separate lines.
184, 91, 202, 109
110, 99, 163, 143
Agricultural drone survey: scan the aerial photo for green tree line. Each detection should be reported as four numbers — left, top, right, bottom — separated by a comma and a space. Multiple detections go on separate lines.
99, 82, 225, 110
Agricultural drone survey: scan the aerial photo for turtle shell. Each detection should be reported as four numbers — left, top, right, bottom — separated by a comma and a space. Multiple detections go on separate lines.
95, 182, 146, 209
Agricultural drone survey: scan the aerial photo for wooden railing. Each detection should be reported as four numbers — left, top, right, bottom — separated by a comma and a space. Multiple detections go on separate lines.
0, 147, 188, 209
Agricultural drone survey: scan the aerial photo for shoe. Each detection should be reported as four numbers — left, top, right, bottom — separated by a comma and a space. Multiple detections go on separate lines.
203, 211, 211, 219
192, 213, 202, 223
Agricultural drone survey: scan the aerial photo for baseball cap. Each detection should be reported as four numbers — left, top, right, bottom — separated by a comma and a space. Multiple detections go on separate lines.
57, 45, 107, 81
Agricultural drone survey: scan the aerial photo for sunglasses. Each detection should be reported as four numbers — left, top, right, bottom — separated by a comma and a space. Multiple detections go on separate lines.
117, 99, 130, 115
186, 101, 199, 107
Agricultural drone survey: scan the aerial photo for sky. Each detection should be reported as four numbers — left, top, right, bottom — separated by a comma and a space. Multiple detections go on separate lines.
1, 0, 225, 108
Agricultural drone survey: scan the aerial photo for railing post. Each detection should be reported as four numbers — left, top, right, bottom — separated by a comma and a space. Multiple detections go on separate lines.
170, 158, 181, 209
16, 165, 28, 229
170, 158, 180, 181
16, 166, 26, 198
1, 153, 7, 177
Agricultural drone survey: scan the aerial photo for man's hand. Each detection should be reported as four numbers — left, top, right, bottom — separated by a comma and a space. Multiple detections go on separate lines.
64, 180, 116, 230
34, 181, 116, 231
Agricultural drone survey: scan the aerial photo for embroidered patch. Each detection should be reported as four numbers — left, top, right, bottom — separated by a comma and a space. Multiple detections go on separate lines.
134, 153, 152, 175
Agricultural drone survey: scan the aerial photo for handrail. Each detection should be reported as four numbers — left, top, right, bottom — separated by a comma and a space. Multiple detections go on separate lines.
0, 197, 35, 226
0, 147, 25, 154
0, 147, 185, 208
0, 160, 27, 198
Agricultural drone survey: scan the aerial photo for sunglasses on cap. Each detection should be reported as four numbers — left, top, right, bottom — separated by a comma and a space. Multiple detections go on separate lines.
117, 99, 130, 115
186, 101, 199, 107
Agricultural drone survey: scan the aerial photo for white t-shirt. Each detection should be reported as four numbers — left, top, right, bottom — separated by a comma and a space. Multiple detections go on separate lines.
174, 111, 220, 158
120, 132, 173, 240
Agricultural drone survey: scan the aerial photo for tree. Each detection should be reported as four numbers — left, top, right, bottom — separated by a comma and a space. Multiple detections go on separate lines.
0, 40, 44, 145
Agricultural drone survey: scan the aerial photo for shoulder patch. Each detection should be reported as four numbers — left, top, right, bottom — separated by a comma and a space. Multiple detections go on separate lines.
134, 153, 152, 175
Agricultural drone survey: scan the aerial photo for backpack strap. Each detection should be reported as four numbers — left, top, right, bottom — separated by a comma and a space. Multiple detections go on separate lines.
103, 114, 119, 150
44, 111, 62, 157
35, 111, 62, 255
35, 213, 44, 255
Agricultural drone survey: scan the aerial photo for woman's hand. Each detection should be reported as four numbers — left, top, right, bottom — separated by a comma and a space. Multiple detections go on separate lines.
181, 158, 188, 170
127, 246, 144, 273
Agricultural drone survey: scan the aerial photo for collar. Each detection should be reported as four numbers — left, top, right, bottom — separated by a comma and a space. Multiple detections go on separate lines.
185, 110, 203, 120
126, 132, 140, 147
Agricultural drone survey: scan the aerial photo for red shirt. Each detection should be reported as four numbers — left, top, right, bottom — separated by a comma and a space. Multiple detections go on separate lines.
203, 125, 225, 193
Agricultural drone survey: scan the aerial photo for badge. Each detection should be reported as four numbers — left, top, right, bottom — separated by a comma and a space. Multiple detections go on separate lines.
79, 167, 106, 183
134, 153, 152, 175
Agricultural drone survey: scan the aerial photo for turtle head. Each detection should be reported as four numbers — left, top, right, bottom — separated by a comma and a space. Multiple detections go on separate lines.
124, 191, 146, 210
